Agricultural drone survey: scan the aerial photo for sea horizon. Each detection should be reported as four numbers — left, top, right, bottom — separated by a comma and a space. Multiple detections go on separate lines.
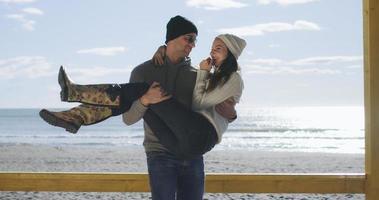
0, 106, 364, 154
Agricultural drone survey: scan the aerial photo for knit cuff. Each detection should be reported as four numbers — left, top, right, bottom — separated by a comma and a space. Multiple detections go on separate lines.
197, 69, 210, 80
134, 99, 148, 113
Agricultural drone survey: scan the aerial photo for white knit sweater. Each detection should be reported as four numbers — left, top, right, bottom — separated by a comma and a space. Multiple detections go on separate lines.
192, 69, 244, 143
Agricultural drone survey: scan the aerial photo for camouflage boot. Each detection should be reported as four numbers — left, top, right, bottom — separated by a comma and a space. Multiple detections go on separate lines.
39, 104, 113, 134
58, 66, 121, 106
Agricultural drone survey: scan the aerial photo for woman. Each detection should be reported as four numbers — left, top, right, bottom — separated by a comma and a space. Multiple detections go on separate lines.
40, 34, 246, 158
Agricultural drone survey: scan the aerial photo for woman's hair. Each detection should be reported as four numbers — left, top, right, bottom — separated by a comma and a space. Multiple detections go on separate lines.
206, 49, 238, 92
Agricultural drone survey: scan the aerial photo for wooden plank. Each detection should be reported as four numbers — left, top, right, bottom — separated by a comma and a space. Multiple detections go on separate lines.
0, 172, 365, 193
364, 0, 379, 199
0, 173, 150, 192
206, 173, 365, 193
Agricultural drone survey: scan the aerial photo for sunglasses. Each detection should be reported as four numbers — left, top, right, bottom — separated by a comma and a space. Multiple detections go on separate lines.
184, 35, 197, 44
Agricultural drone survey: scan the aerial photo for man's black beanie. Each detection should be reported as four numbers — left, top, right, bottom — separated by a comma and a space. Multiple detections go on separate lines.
165, 15, 198, 44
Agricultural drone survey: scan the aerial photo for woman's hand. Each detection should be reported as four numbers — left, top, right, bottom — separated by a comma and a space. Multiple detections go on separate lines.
200, 57, 212, 71
152, 45, 167, 66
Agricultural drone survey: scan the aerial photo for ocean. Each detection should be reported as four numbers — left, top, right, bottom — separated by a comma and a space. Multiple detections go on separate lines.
0, 106, 364, 154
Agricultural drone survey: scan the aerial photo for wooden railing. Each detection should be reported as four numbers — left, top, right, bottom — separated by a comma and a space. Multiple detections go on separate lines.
0, 0, 378, 199
0, 173, 365, 193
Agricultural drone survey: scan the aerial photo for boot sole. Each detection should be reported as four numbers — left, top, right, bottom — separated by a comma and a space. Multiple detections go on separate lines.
39, 109, 79, 134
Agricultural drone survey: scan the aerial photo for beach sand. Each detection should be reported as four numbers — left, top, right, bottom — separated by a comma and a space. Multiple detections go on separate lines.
0, 144, 365, 199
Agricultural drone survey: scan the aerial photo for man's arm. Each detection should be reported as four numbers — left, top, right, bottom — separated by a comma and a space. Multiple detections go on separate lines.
122, 67, 148, 125
122, 100, 148, 125
122, 69, 170, 125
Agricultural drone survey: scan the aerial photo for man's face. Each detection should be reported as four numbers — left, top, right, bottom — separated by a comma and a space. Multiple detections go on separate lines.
170, 33, 197, 57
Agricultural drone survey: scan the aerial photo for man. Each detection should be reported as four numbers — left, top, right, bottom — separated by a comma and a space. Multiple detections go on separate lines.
123, 15, 236, 200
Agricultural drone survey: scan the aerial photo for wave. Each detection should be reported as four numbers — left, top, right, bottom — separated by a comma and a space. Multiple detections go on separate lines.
227, 128, 340, 133
0, 135, 145, 139
223, 136, 364, 140
0, 134, 364, 141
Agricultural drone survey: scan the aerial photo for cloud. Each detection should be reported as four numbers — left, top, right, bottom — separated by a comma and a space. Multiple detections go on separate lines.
77, 47, 127, 56
22, 7, 44, 15
2, 0, 43, 30
257, 0, 319, 6
245, 64, 340, 75
242, 55, 363, 75
0, 56, 53, 79
268, 44, 280, 48
6, 14, 36, 31
290, 56, 363, 65
186, 0, 248, 10
0, 0, 35, 3
346, 65, 362, 69
63, 67, 133, 83
6, 14, 23, 20
250, 58, 284, 65
217, 20, 320, 36
0, 56, 134, 80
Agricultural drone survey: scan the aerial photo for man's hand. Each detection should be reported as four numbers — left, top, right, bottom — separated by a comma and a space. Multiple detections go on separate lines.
152, 45, 166, 66
215, 97, 237, 122
140, 82, 171, 106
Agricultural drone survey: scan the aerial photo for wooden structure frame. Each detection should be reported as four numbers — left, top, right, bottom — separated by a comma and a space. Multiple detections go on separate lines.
0, 0, 377, 199
0, 173, 366, 193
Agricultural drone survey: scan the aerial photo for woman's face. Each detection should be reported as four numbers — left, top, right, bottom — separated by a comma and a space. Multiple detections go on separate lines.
210, 38, 228, 68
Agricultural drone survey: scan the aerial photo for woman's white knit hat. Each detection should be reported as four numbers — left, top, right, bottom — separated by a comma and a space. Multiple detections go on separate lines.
216, 34, 246, 60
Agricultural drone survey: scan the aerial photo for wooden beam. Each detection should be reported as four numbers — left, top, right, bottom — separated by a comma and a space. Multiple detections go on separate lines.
0, 173, 150, 192
206, 173, 365, 193
364, 0, 379, 199
0, 172, 365, 193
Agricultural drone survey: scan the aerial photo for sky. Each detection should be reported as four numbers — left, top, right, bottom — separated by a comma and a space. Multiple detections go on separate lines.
0, 0, 363, 108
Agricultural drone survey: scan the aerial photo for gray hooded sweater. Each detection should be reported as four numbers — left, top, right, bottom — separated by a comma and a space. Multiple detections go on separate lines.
122, 58, 197, 153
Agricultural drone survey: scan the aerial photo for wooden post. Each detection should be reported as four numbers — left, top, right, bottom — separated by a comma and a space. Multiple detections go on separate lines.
364, 0, 379, 199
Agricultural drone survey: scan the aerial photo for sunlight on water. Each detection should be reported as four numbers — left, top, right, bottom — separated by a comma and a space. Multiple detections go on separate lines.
0, 107, 365, 154
274, 106, 363, 130
219, 106, 364, 153
235, 106, 363, 130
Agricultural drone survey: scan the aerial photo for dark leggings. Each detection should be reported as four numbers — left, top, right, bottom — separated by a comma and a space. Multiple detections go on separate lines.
111, 83, 218, 159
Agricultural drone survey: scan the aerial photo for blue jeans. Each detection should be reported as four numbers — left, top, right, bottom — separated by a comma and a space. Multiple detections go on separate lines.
146, 151, 205, 200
